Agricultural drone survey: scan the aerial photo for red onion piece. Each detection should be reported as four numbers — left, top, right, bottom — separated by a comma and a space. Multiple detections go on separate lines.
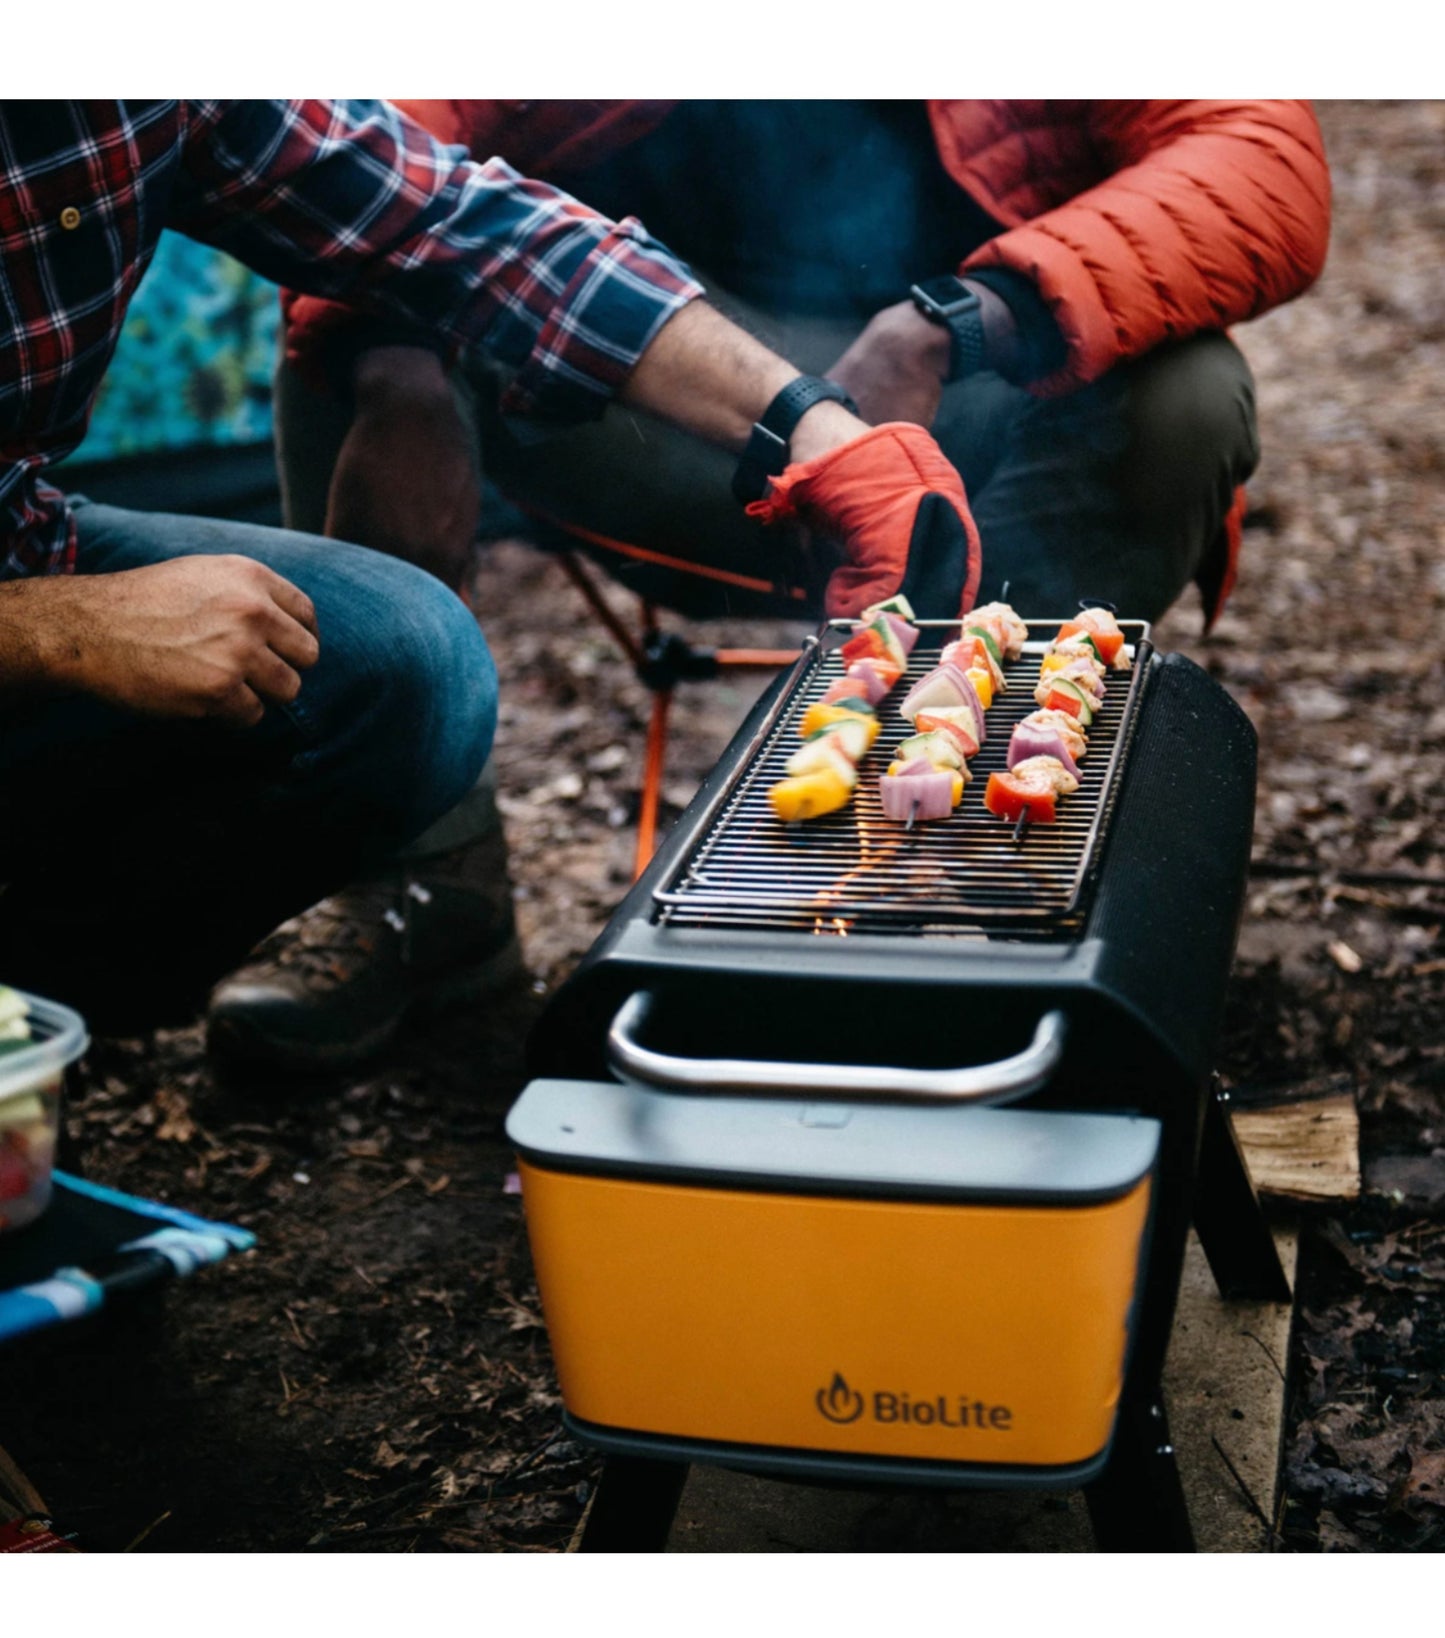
900, 664, 986, 741
879, 770, 955, 821
1007, 727, 1081, 781
822, 678, 873, 708
940, 663, 987, 741
844, 660, 892, 705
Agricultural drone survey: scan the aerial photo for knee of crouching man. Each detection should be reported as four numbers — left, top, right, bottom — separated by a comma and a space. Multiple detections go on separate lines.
406, 590, 498, 833
361, 576, 499, 845
1123, 333, 1262, 520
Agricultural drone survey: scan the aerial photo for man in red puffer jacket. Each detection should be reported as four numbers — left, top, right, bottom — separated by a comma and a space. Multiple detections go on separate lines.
278, 100, 1329, 624
209, 100, 1329, 1069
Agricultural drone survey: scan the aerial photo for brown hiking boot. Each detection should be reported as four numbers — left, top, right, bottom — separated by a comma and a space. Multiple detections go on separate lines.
206, 783, 523, 1071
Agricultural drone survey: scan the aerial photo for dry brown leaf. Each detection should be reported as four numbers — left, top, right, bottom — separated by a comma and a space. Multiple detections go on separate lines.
343, 1139, 389, 1160
492, 1298, 546, 1332
1404, 1450, 1445, 1509
153, 1087, 196, 1144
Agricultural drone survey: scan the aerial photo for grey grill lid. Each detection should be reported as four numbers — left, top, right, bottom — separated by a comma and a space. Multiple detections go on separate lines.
508, 1079, 1160, 1206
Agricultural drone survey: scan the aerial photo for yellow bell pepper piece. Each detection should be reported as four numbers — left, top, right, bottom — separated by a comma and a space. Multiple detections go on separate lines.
768, 766, 855, 822
799, 702, 880, 746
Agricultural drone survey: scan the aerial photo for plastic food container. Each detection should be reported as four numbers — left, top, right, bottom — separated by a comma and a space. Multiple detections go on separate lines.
0, 989, 89, 1235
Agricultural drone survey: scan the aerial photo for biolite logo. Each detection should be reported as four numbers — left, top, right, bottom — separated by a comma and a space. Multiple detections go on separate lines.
813, 1372, 1014, 1432
815, 1372, 865, 1423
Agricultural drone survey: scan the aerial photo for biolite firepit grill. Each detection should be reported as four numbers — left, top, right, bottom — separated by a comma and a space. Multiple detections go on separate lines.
506, 619, 1291, 1552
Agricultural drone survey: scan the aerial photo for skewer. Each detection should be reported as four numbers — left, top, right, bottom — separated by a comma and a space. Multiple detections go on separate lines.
1012, 810, 1030, 847
906, 800, 918, 833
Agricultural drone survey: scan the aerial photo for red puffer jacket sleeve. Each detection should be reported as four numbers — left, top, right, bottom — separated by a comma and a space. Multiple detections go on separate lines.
282, 99, 674, 391
959, 101, 1332, 396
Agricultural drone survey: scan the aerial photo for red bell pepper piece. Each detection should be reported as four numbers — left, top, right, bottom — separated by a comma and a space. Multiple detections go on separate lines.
840, 628, 888, 667
1057, 618, 1124, 665
984, 771, 1058, 824
1044, 687, 1085, 720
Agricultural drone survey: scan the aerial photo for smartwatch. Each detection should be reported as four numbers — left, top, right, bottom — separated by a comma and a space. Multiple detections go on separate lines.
909, 274, 986, 383
732, 375, 857, 505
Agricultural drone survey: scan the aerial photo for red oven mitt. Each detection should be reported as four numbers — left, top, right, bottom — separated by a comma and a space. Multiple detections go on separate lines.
744, 423, 982, 620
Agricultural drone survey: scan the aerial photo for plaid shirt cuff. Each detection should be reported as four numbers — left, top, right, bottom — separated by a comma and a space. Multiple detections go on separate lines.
499, 217, 703, 422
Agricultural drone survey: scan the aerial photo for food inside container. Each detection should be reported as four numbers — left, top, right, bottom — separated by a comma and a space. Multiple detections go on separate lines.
0, 987, 89, 1235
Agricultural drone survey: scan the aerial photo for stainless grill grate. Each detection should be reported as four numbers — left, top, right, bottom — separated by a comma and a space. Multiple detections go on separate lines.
653, 619, 1151, 938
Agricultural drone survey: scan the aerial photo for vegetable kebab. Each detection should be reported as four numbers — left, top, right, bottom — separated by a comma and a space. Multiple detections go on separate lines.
881, 601, 1026, 822
767, 596, 921, 822
983, 607, 1131, 825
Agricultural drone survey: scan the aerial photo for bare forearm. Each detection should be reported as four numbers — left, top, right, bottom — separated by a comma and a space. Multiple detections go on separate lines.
0, 578, 82, 697
620, 299, 869, 460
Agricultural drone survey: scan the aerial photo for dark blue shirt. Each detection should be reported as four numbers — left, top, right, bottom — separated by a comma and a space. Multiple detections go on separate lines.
556, 100, 1000, 322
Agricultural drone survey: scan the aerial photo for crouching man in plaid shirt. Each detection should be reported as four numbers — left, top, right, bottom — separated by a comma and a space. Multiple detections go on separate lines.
0, 100, 976, 1032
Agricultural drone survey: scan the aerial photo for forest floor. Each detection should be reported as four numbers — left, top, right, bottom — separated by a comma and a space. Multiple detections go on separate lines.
3, 99, 1443, 1553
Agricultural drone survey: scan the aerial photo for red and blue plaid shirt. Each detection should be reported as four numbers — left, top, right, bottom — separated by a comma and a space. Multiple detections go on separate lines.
0, 99, 702, 579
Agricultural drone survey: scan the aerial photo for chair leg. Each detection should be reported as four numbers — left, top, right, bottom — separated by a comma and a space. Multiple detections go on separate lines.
551, 548, 794, 878
554, 550, 644, 668
633, 686, 673, 878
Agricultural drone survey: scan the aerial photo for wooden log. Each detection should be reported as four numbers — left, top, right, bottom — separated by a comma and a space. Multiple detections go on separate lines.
0, 1440, 48, 1522
1233, 1093, 1361, 1204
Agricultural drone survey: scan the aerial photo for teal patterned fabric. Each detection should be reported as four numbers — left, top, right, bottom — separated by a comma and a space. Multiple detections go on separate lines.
82, 232, 278, 462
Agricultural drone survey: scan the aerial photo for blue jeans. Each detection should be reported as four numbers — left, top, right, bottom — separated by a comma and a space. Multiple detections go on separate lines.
0, 504, 497, 1026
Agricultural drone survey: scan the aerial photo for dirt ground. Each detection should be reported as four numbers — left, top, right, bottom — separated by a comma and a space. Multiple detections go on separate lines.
3, 100, 1444, 1554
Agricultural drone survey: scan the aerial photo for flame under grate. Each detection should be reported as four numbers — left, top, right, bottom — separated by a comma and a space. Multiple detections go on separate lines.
653, 620, 1151, 938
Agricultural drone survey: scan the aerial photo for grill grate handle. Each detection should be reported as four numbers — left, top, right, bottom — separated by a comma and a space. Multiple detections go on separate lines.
606, 992, 1067, 1107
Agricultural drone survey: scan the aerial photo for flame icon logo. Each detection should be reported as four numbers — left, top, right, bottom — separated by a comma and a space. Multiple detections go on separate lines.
815, 1371, 864, 1424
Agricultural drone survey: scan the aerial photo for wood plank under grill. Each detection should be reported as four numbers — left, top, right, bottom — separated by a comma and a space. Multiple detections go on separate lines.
653, 620, 1150, 937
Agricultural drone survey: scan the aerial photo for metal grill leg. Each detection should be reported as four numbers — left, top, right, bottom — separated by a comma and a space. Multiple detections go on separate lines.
576, 1455, 689, 1553
1085, 1394, 1194, 1552
1193, 1080, 1292, 1302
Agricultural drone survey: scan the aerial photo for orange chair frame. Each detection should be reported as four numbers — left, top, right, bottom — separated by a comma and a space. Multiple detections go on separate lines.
519, 506, 803, 879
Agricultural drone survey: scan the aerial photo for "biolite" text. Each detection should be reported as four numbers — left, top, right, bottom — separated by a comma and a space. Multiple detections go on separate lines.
872, 1392, 1011, 1429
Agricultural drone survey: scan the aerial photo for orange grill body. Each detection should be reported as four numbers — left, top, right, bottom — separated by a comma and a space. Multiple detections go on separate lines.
509, 1080, 1158, 1481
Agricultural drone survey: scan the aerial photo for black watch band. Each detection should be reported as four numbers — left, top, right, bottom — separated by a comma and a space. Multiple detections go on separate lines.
909, 274, 986, 383
732, 375, 857, 505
